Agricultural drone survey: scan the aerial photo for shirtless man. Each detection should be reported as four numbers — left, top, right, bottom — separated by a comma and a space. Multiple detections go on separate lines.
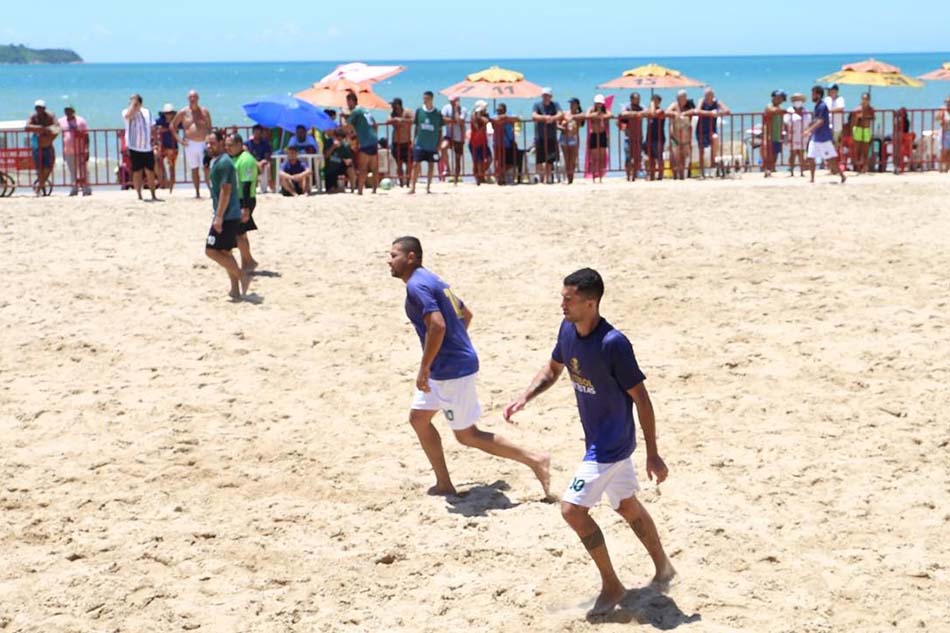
170, 90, 213, 198
386, 98, 413, 187
26, 100, 59, 196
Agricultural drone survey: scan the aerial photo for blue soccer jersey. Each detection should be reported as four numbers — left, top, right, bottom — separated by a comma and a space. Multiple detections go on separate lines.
405, 268, 479, 381
552, 318, 646, 463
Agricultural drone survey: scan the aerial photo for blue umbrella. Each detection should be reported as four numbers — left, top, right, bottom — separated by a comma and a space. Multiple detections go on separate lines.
242, 94, 337, 132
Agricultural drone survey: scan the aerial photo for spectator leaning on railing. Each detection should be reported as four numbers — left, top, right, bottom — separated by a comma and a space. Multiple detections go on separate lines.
58, 104, 90, 196
26, 99, 59, 196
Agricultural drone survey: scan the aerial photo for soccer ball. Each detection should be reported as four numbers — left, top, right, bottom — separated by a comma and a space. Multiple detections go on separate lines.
379, 178, 393, 191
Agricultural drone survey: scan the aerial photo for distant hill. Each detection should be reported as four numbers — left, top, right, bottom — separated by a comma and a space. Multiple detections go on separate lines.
0, 44, 82, 64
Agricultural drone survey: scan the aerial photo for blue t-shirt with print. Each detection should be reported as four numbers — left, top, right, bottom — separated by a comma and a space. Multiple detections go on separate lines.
552, 318, 645, 463
813, 101, 833, 143
404, 267, 479, 381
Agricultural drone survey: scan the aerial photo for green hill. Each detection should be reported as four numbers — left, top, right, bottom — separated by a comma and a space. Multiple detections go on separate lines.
0, 44, 82, 64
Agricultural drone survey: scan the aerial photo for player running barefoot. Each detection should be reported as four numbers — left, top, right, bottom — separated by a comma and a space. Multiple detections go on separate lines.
389, 236, 552, 499
504, 268, 676, 617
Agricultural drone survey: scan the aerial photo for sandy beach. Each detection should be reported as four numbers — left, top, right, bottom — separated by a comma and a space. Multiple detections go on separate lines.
1, 173, 949, 632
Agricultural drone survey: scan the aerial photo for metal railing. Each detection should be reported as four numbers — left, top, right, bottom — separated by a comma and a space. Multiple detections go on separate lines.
2, 110, 947, 194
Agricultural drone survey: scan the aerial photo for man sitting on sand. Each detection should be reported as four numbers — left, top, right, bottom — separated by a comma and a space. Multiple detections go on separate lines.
505, 268, 677, 617
278, 146, 312, 196
388, 236, 552, 499
204, 130, 246, 300
170, 90, 213, 198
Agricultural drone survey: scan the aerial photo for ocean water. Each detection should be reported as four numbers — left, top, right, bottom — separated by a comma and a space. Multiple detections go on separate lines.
2, 53, 948, 128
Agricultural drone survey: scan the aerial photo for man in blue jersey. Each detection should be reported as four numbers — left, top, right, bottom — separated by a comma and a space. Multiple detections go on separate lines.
803, 85, 846, 184
389, 236, 552, 499
504, 268, 676, 617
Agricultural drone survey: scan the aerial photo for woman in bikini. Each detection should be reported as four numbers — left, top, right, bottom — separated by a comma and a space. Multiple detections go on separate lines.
558, 98, 584, 184
666, 91, 693, 180
385, 98, 414, 187
468, 101, 492, 185
851, 92, 875, 174
586, 95, 610, 183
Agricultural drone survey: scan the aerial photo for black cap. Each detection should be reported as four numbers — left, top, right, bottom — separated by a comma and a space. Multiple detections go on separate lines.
829, 84, 839, 91
771, 89, 787, 99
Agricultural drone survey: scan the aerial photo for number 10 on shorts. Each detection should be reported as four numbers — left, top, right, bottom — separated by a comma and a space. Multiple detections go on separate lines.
570, 478, 585, 492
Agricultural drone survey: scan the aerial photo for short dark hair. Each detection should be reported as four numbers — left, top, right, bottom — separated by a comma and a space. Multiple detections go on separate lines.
229, 132, 243, 145
131, 93, 143, 105
252, 124, 263, 132
423, 91, 434, 98
812, 85, 825, 98
296, 124, 306, 131
563, 268, 604, 302
393, 236, 423, 263
209, 129, 225, 142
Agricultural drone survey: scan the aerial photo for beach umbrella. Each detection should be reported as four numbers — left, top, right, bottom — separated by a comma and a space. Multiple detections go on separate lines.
818, 58, 924, 92
296, 78, 390, 110
319, 62, 405, 85
440, 66, 544, 100
598, 63, 704, 95
242, 94, 338, 132
919, 62, 950, 81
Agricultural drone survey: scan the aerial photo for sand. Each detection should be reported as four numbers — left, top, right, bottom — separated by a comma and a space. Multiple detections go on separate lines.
1, 173, 949, 633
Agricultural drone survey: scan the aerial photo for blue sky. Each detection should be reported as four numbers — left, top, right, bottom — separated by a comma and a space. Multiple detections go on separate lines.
4, 1, 947, 63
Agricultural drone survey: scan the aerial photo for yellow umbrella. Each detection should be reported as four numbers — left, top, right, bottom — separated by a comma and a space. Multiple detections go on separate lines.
919, 62, 950, 81
818, 58, 924, 92
598, 63, 704, 95
440, 66, 545, 100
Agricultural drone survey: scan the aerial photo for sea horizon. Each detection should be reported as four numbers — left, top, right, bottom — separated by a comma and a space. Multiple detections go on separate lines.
3, 52, 948, 128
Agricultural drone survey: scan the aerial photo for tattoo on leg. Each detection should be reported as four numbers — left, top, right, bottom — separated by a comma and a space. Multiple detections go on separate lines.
580, 527, 605, 551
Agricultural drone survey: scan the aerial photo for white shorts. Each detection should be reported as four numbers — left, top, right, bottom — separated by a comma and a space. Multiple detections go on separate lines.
807, 140, 837, 161
410, 372, 481, 431
562, 458, 640, 510
183, 140, 206, 170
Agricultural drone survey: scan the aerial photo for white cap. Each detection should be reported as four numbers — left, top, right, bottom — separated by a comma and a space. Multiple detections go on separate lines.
162, 103, 175, 113
593, 94, 606, 104
541, 87, 553, 96
473, 99, 488, 112
34, 99, 46, 108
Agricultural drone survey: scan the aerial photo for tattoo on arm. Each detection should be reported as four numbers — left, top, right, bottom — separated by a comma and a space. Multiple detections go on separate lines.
527, 373, 555, 399
580, 527, 605, 551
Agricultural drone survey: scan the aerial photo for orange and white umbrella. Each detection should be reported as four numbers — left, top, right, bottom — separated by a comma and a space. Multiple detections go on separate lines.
295, 78, 390, 110
319, 62, 405, 85
919, 62, 950, 81
598, 64, 704, 92
441, 66, 544, 100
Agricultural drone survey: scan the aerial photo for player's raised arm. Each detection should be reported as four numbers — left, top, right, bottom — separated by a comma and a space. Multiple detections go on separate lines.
503, 358, 564, 422
627, 382, 668, 484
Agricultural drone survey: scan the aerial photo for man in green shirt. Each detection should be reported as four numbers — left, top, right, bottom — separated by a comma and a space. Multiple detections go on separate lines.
227, 132, 260, 276
410, 90, 444, 194
205, 130, 246, 300
345, 91, 379, 196
323, 128, 356, 194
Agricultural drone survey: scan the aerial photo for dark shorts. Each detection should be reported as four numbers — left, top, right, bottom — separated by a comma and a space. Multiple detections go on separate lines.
442, 138, 464, 153
32, 146, 54, 170
644, 138, 665, 159
238, 198, 257, 234
393, 142, 410, 162
771, 141, 783, 157
535, 139, 559, 164
588, 132, 608, 149
281, 181, 304, 196
326, 164, 344, 191
696, 127, 714, 148
502, 146, 517, 166
203, 151, 212, 168
129, 149, 155, 172
359, 144, 378, 157
469, 144, 490, 164
206, 219, 240, 250
413, 148, 439, 163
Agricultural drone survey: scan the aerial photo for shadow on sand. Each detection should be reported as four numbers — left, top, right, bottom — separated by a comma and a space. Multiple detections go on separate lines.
250, 270, 281, 278
446, 480, 520, 517
588, 586, 701, 629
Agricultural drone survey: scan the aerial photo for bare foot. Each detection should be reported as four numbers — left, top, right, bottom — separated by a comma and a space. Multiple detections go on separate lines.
649, 559, 677, 593
532, 453, 554, 501
427, 484, 456, 496
588, 583, 626, 617
228, 290, 242, 302
245, 260, 258, 273
239, 270, 251, 295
